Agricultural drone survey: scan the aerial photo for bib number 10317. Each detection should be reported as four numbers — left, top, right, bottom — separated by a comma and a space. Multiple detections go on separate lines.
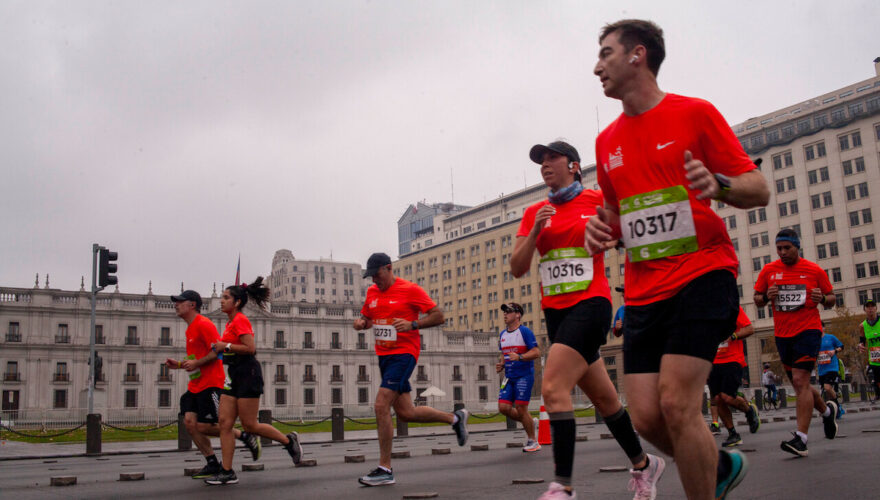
619, 186, 698, 262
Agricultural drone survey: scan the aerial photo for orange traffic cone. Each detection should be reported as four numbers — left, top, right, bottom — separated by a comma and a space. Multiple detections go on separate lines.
537, 404, 552, 445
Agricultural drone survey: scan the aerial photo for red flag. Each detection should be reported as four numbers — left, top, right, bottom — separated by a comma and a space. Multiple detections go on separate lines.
235, 254, 240, 286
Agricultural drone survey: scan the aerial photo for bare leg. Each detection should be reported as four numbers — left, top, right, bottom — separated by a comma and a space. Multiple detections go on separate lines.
217, 395, 238, 471
789, 368, 825, 434
237, 398, 290, 443
185, 412, 215, 457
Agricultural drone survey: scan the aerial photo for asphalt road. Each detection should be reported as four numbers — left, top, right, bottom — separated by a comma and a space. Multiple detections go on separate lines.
2, 404, 878, 499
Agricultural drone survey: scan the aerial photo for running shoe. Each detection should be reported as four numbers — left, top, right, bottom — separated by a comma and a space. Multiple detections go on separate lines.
204, 468, 239, 485
709, 422, 721, 435
628, 454, 665, 500
715, 449, 748, 500
538, 481, 577, 499
745, 403, 760, 434
822, 401, 838, 439
452, 409, 469, 446
780, 432, 808, 457
358, 467, 395, 486
240, 431, 261, 461
191, 462, 220, 479
836, 403, 845, 419
522, 439, 541, 453
722, 432, 742, 448
284, 431, 303, 464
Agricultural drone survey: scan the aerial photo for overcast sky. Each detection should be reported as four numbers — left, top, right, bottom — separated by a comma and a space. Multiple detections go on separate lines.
1, 0, 877, 296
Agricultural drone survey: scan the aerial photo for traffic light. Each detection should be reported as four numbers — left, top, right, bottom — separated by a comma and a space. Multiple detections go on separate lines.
98, 248, 118, 287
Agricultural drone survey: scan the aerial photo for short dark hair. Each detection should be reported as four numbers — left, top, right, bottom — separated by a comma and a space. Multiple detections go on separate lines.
599, 19, 665, 76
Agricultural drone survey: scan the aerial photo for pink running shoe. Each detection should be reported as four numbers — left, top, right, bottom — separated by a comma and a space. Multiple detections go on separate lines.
628, 454, 665, 500
538, 481, 577, 499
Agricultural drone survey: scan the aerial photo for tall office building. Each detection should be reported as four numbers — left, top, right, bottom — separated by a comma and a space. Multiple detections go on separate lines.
268, 249, 368, 305
398, 201, 471, 257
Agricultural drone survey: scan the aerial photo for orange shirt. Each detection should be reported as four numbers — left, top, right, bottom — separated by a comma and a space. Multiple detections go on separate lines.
361, 278, 436, 361
754, 258, 833, 338
595, 94, 756, 306
220, 313, 254, 344
185, 314, 225, 393
517, 189, 610, 310
713, 307, 751, 366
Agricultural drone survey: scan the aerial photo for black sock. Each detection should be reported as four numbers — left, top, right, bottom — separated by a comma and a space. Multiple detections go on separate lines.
603, 407, 645, 463
633, 455, 650, 472
238, 431, 247, 441
206, 454, 219, 467
549, 412, 576, 479
727, 427, 736, 435
716, 450, 732, 484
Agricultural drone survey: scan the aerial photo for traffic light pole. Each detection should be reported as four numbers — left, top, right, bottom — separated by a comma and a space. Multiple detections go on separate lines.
88, 243, 103, 414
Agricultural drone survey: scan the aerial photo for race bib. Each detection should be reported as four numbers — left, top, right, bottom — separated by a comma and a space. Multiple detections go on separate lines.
373, 319, 398, 348
539, 247, 593, 296
717, 340, 729, 351
817, 350, 833, 365
870, 346, 880, 363
775, 284, 807, 312
185, 354, 201, 380
620, 186, 698, 262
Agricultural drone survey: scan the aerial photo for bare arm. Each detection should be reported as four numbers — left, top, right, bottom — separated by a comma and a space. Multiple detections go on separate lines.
732, 324, 755, 340
392, 306, 445, 332
511, 205, 556, 277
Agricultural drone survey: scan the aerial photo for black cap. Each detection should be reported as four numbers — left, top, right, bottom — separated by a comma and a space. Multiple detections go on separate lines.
501, 302, 524, 315
865, 299, 877, 308
171, 290, 202, 309
529, 141, 581, 165
363, 252, 392, 278
614, 286, 625, 293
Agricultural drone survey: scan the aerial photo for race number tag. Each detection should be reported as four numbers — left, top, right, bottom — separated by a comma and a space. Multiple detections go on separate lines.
539, 247, 593, 296
717, 340, 729, 350
619, 186, 698, 262
870, 346, 880, 363
185, 354, 201, 380
775, 284, 807, 312
373, 319, 397, 348
817, 350, 833, 365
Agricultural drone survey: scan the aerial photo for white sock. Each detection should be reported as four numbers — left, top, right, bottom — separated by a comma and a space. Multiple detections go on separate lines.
822, 406, 831, 418
378, 465, 392, 473
452, 415, 459, 425
796, 431, 808, 444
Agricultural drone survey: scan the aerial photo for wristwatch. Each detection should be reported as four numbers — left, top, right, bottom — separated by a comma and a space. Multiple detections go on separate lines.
713, 173, 732, 200
224, 344, 232, 353
411, 320, 419, 331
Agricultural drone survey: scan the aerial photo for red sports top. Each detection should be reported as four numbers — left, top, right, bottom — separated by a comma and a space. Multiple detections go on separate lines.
361, 277, 436, 361
713, 307, 751, 366
595, 94, 756, 305
517, 189, 610, 310
221, 313, 254, 345
185, 314, 225, 392
754, 258, 833, 338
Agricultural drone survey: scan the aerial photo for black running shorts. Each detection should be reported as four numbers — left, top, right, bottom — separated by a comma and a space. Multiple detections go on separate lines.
543, 297, 611, 365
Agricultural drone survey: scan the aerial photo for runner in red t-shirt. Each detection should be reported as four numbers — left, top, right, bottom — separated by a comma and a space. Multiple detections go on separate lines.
204, 277, 303, 486
513, 140, 662, 499
753, 229, 838, 457
585, 20, 769, 500
167, 290, 260, 480
354, 252, 468, 487
707, 307, 759, 448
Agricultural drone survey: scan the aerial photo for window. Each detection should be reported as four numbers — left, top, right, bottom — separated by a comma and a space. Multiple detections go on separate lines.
850, 211, 861, 226
836, 293, 845, 308
726, 215, 737, 229
304, 388, 315, 405
859, 182, 869, 198
275, 389, 287, 406
870, 261, 880, 277
56, 324, 69, 343
775, 179, 785, 194
158, 363, 171, 382
811, 194, 820, 209
786, 177, 796, 190
52, 362, 68, 382
789, 200, 799, 215
453, 386, 463, 402
804, 144, 815, 161
332, 388, 342, 405
853, 237, 864, 253
839, 134, 850, 151
479, 386, 488, 402
817, 142, 826, 157
808, 170, 818, 185
863, 208, 873, 223
826, 217, 836, 231
823, 192, 832, 207
830, 267, 842, 283
159, 327, 171, 346
829, 242, 839, 257
816, 244, 827, 259
331, 331, 341, 349
159, 389, 171, 407
846, 185, 857, 201
867, 235, 876, 250
124, 389, 137, 408
855, 157, 866, 172
54, 389, 67, 409
125, 363, 138, 382
814, 219, 824, 234
358, 387, 369, 404
731, 238, 739, 251
303, 331, 314, 349
778, 202, 788, 217
857, 263, 867, 279
6, 322, 20, 342
819, 167, 829, 181
126, 326, 139, 345
843, 160, 853, 176
752, 257, 762, 272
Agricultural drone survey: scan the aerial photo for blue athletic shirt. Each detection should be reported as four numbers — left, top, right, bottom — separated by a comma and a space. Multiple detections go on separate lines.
817, 333, 843, 376
499, 325, 538, 379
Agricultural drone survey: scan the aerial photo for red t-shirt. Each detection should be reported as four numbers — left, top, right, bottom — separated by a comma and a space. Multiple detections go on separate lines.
517, 189, 610, 310
221, 313, 254, 344
754, 258, 833, 338
361, 277, 436, 361
713, 307, 751, 366
185, 314, 225, 392
595, 94, 756, 306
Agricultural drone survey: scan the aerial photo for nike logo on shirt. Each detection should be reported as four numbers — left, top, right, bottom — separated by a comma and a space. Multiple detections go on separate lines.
656, 141, 675, 150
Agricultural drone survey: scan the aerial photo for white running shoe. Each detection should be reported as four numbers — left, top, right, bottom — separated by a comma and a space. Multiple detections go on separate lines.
522, 439, 542, 453
538, 481, 577, 499
628, 454, 666, 500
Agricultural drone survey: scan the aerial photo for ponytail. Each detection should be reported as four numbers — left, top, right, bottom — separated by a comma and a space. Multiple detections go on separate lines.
227, 276, 270, 311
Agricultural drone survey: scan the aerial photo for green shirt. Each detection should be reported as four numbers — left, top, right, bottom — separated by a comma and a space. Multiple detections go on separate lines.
863, 318, 880, 366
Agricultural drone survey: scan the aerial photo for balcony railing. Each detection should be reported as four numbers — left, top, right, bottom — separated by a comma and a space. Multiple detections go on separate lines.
53, 373, 69, 382
302, 341, 315, 349
302, 374, 316, 383
356, 342, 369, 350
55, 335, 70, 344
330, 375, 344, 383
330, 342, 342, 349
416, 374, 428, 382
274, 340, 287, 348
159, 337, 172, 346
125, 337, 140, 346
452, 374, 462, 381
477, 374, 488, 381
157, 375, 172, 382
274, 374, 288, 383
357, 374, 370, 383
95, 335, 106, 344
5, 333, 21, 342
124, 374, 140, 382
3, 372, 20, 381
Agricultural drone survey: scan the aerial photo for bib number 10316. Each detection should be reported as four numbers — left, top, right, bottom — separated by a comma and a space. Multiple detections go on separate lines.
619, 186, 698, 262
